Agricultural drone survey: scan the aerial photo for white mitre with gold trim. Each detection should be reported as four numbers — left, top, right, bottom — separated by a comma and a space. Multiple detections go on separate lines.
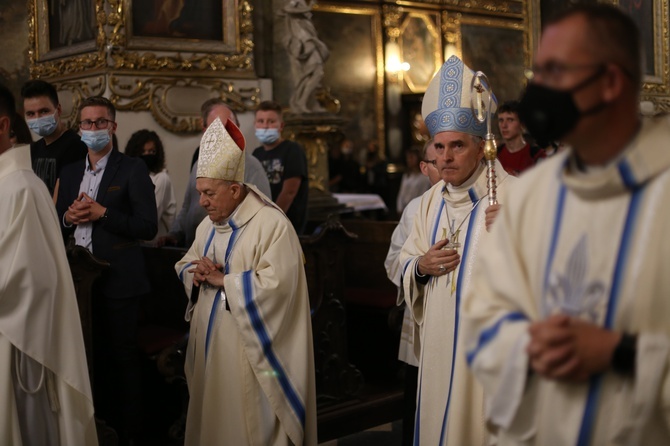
196, 117, 246, 182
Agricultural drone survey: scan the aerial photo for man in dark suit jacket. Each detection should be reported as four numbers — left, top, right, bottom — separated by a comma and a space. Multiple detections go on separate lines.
56, 96, 157, 446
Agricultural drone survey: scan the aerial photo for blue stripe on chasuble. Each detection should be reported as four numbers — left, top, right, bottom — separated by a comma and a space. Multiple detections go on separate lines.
576, 186, 644, 446
413, 196, 445, 445
438, 204, 480, 444
203, 227, 216, 259
178, 262, 193, 282
224, 219, 239, 274
431, 199, 446, 246
203, 220, 239, 361
205, 290, 221, 359
468, 187, 478, 203
617, 159, 637, 191
543, 185, 567, 297
242, 270, 306, 426
466, 312, 527, 366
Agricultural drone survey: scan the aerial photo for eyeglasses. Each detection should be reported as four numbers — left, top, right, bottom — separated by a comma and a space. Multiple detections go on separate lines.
79, 118, 114, 130
524, 62, 604, 83
422, 159, 438, 167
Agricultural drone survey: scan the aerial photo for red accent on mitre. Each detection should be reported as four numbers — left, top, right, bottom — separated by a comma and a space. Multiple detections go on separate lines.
224, 119, 246, 151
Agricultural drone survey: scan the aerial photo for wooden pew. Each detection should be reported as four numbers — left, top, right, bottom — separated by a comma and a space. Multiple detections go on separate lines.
341, 219, 401, 383
309, 218, 404, 442
65, 242, 118, 446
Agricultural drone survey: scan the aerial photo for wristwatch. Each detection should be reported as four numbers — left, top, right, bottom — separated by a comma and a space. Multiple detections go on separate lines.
99, 208, 109, 222
611, 332, 637, 375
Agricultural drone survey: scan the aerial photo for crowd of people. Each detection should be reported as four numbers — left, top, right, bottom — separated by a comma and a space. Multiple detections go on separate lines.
1, 3, 669, 446
2, 80, 312, 445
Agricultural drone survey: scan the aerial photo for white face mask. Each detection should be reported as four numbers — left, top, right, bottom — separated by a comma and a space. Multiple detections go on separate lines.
255, 128, 280, 145
81, 129, 111, 152
27, 113, 58, 137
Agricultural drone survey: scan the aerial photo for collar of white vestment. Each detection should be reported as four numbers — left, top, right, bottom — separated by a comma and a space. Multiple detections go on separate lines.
442, 160, 507, 206
561, 115, 670, 199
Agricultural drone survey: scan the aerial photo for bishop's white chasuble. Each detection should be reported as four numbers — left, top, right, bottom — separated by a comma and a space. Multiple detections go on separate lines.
400, 160, 512, 445
176, 188, 317, 446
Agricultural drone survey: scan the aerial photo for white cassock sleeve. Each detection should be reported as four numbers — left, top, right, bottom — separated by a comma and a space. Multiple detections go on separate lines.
461, 188, 539, 438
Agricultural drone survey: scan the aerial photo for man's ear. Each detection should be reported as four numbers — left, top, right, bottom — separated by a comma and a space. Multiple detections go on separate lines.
419, 161, 429, 177
0, 115, 10, 135
230, 182, 242, 199
602, 63, 626, 102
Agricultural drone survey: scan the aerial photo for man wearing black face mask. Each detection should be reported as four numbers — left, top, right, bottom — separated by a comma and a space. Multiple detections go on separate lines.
463, 5, 670, 445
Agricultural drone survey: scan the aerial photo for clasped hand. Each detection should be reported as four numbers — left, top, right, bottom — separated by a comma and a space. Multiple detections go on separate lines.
527, 314, 621, 382
66, 192, 106, 224
418, 239, 460, 277
188, 256, 225, 288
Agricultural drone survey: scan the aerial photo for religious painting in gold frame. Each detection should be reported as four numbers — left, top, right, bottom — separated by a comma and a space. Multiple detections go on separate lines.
310, 3, 386, 153
1, 2, 31, 101
614, 0, 669, 95
29, 0, 106, 78
460, 17, 527, 106
529, 0, 670, 103
32, 0, 98, 60
106, 0, 253, 75
124, 0, 239, 53
398, 11, 443, 93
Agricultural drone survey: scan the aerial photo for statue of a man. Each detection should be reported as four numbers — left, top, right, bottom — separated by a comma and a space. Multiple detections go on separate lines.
282, 0, 330, 114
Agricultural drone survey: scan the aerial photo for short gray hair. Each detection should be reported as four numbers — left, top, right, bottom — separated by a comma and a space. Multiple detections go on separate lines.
421, 138, 435, 160
470, 135, 483, 146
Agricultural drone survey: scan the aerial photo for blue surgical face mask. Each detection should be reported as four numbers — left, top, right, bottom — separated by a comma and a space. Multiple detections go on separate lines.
27, 113, 58, 137
255, 128, 280, 145
81, 129, 111, 152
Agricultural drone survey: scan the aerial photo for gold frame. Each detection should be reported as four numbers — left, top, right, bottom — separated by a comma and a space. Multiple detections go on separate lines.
29, 0, 255, 79
614, 0, 669, 96
528, 0, 670, 106
437, 0, 524, 18
458, 15, 528, 105
123, 0, 239, 53
311, 3, 386, 152
29, 0, 107, 79
108, 0, 254, 75
604, 0, 669, 93
397, 10, 443, 93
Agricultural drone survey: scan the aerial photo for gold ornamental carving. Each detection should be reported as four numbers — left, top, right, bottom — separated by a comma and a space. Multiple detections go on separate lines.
107, 0, 254, 74
109, 76, 260, 133
283, 115, 349, 194
642, 96, 670, 113
383, 5, 402, 40
442, 11, 462, 58
29, 0, 255, 79
29, 0, 107, 79
441, 0, 524, 17
54, 77, 107, 129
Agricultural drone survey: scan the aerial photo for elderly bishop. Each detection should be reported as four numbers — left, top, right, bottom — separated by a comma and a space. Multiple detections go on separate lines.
175, 117, 317, 446
398, 55, 514, 445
